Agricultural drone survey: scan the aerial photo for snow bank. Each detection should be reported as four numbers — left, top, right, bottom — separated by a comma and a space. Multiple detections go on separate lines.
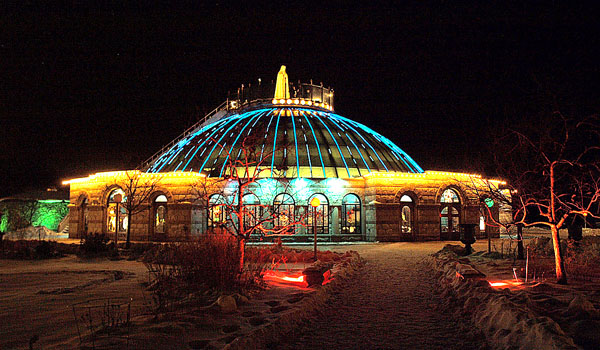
431, 245, 578, 350
223, 251, 363, 350
4, 226, 68, 240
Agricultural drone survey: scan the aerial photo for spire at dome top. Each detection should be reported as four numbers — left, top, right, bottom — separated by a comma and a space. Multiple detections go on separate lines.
274, 65, 290, 99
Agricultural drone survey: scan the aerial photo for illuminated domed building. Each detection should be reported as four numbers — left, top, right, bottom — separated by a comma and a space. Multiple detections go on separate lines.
64, 67, 502, 242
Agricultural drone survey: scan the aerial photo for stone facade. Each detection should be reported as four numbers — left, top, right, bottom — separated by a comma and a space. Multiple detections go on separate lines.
65, 170, 500, 242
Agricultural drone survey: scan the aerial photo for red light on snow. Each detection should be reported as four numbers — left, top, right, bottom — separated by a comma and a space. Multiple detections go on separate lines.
263, 271, 307, 287
488, 280, 525, 289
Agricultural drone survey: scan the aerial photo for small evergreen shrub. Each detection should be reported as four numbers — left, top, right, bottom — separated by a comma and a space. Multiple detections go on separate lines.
34, 240, 58, 259
79, 233, 111, 257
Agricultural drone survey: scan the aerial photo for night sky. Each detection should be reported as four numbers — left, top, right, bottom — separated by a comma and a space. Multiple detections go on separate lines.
2, 2, 599, 197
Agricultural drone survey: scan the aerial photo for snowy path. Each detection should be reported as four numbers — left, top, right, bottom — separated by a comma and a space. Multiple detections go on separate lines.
272, 243, 489, 350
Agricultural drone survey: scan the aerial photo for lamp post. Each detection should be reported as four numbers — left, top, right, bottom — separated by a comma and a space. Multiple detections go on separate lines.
310, 197, 321, 261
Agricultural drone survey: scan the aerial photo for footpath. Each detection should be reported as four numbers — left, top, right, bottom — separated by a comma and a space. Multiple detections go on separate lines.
273, 243, 489, 350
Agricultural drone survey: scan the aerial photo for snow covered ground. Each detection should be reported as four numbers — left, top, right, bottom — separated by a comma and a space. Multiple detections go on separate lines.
272, 242, 491, 350
7, 239, 581, 350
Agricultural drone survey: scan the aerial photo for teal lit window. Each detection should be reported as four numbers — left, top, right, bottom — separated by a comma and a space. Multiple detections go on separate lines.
242, 193, 261, 233
273, 193, 294, 232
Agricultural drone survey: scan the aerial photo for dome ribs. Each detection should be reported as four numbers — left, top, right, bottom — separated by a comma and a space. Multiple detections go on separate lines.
145, 106, 423, 178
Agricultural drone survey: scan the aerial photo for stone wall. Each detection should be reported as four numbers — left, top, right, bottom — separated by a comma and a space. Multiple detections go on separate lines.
65, 171, 501, 242
365, 173, 500, 242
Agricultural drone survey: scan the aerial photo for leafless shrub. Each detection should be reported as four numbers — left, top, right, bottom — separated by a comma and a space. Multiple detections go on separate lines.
143, 234, 267, 315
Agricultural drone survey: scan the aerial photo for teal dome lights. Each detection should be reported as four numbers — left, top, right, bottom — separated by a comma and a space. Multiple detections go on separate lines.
144, 68, 423, 178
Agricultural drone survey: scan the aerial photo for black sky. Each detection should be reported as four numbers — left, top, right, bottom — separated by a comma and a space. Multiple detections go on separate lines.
2, 2, 600, 197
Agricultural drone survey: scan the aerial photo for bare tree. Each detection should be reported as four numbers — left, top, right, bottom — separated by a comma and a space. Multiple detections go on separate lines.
491, 112, 600, 284
106, 171, 163, 249
462, 176, 525, 258
190, 136, 308, 271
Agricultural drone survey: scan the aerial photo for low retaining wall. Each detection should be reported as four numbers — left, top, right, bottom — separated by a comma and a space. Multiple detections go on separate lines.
430, 246, 578, 350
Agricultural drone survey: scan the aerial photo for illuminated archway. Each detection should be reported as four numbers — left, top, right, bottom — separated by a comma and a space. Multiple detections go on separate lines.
440, 188, 461, 240
152, 194, 168, 237
106, 188, 127, 235
273, 193, 295, 233
341, 193, 361, 235
399, 194, 414, 236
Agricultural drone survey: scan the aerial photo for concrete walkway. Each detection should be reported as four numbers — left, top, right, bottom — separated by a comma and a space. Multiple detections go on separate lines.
272, 242, 490, 350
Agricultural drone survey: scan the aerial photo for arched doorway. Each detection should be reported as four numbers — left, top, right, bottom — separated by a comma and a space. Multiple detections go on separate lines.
107, 188, 127, 238
399, 195, 414, 238
440, 188, 461, 240
153, 194, 168, 238
341, 193, 361, 235
308, 193, 329, 236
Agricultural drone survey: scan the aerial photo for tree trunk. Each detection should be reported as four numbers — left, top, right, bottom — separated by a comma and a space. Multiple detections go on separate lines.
238, 237, 246, 274
549, 164, 567, 284
551, 225, 568, 284
516, 223, 524, 260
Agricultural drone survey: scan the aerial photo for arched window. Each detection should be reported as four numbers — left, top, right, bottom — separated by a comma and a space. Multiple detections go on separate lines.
153, 194, 168, 235
440, 189, 460, 203
242, 193, 261, 232
273, 193, 295, 231
208, 194, 226, 229
341, 194, 361, 234
308, 193, 329, 235
440, 189, 461, 240
400, 195, 413, 235
79, 196, 89, 235
107, 188, 127, 234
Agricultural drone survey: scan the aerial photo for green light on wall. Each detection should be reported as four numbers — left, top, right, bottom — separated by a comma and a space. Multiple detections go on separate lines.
32, 201, 69, 231
0, 214, 7, 232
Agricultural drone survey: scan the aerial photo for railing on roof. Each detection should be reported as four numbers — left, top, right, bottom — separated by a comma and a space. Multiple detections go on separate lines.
138, 100, 230, 171
138, 96, 334, 171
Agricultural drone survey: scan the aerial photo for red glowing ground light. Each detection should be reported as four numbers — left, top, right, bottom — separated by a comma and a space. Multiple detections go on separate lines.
263, 271, 307, 287
488, 280, 525, 289
263, 270, 333, 287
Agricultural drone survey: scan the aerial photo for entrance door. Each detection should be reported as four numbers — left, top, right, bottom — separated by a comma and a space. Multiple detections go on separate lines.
440, 205, 460, 240
398, 194, 414, 240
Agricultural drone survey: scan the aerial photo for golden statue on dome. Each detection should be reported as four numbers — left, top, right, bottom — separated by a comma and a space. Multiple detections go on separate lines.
274, 65, 290, 99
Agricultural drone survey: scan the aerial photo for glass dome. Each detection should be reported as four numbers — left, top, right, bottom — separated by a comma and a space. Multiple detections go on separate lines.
145, 105, 423, 178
